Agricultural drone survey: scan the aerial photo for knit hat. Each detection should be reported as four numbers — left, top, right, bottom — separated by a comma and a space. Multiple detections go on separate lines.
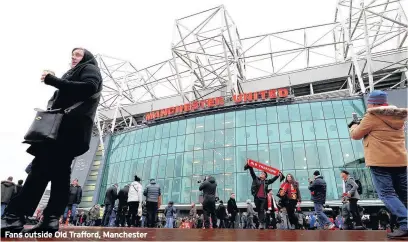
313, 170, 320, 176
367, 90, 388, 105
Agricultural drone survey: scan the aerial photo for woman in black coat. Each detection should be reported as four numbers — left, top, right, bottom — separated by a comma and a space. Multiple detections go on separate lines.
1, 48, 102, 236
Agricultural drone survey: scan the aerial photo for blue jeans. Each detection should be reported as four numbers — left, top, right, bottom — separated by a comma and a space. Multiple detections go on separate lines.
165, 217, 174, 228
314, 203, 332, 227
1, 203, 6, 217
141, 216, 146, 227
63, 204, 77, 223
370, 166, 407, 231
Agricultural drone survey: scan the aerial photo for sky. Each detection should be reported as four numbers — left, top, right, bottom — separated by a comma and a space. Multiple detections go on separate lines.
0, 0, 339, 184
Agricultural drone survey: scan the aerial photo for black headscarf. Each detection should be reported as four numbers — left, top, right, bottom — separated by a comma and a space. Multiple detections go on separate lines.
63, 48, 98, 79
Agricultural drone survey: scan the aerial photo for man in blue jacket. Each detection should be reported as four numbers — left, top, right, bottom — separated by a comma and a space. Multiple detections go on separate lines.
308, 170, 334, 230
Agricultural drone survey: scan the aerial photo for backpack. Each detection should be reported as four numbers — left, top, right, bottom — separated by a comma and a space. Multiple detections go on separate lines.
355, 179, 363, 195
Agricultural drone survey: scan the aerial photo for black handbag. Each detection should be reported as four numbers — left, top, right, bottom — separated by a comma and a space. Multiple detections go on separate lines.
23, 92, 100, 144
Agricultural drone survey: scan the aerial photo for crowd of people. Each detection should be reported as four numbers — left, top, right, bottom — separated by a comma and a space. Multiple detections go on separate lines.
0, 47, 406, 240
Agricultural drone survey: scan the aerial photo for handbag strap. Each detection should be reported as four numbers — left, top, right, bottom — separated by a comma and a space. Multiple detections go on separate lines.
64, 92, 101, 114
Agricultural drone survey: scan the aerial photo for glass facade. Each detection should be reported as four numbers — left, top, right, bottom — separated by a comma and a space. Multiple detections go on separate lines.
99, 98, 375, 205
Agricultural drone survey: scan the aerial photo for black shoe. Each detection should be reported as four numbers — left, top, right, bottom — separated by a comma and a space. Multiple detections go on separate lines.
387, 229, 408, 239
22, 215, 59, 235
1, 214, 25, 237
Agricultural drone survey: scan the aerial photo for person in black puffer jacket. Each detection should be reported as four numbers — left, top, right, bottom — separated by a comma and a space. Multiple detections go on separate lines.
1, 48, 102, 237
62, 179, 82, 224
199, 176, 217, 229
308, 170, 334, 229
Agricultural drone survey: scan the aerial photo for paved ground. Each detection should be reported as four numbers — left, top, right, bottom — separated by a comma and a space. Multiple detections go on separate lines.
1, 227, 401, 241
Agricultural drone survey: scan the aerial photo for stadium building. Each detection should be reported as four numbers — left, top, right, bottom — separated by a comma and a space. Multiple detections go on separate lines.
68, 2, 408, 211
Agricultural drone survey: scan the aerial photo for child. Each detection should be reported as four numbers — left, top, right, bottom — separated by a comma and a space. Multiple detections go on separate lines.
164, 201, 177, 228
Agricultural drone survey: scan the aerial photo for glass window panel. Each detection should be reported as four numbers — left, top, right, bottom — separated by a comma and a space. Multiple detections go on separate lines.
316, 140, 333, 168
134, 129, 142, 144
203, 150, 214, 175
299, 103, 313, 121
329, 139, 345, 167
224, 112, 236, 129
214, 174, 225, 203
139, 142, 147, 158
195, 117, 205, 133
310, 102, 324, 120
141, 128, 149, 142
214, 130, 225, 148
246, 126, 257, 145
353, 99, 366, 117
281, 142, 295, 170
150, 156, 159, 179
256, 107, 267, 125
325, 119, 339, 139
120, 146, 127, 162
183, 152, 193, 177
247, 145, 258, 166
172, 178, 181, 204
224, 173, 235, 202
277, 105, 289, 122
342, 100, 355, 118
288, 104, 301, 121
267, 123, 280, 143
321, 101, 335, 119
313, 120, 328, 139
176, 135, 186, 153
336, 119, 350, 139
181, 177, 191, 204
123, 134, 130, 146
235, 146, 247, 170
160, 138, 169, 155
191, 176, 201, 204
185, 134, 195, 152
125, 145, 133, 161
236, 110, 246, 127
162, 123, 170, 138
340, 139, 356, 164
237, 173, 251, 203
257, 125, 269, 144
136, 159, 145, 180
224, 128, 235, 147
118, 162, 125, 183
225, 147, 235, 173
205, 115, 215, 131
178, 120, 187, 136
163, 178, 173, 204
204, 131, 215, 150
194, 132, 204, 150
214, 113, 224, 130
152, 139, 162, 156
290, 122, 303, 141
186, 119, 195, 134
166, 154, 175, 178
293, 141, 307, 170
320, 169, 339, 200
257, 144, 269, 164
351, 139, 364, 159
246, 109, 256, 126
143, 158, 152, 182
148, 126, 156, 141
304, 141, 320, 169
302, 121, 316, 140
269, 143, 282, 170
295, 170, 310, 201
168, 137, 177, 154
154, 125, 162, 140
332, 100, 346, 118
236, 127, 246, 146
170, 121, 179, 137
279, 123, 291, 142
266, 106, 278, 124
214, 148, 225, 174
193, 150, 203, 175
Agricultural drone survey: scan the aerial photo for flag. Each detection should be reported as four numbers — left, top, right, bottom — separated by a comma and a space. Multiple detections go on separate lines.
247, 159, 285, 182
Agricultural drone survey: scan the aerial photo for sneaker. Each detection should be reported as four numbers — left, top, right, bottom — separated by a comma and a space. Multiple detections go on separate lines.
387, 229, 408, 239
1, 214, 25, 237
327, 224, 336, 230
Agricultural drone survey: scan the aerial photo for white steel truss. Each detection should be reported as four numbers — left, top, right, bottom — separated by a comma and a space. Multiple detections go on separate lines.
93, 1, 407, 138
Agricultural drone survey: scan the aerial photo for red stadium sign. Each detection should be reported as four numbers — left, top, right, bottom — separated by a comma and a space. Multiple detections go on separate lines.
144, 88, 289, 121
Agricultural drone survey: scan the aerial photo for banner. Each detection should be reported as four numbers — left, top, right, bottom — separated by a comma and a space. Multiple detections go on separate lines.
247, 159, 281, 176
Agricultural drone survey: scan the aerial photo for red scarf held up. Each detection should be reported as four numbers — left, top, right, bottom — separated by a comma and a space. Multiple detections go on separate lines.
247, 159, 281, 176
